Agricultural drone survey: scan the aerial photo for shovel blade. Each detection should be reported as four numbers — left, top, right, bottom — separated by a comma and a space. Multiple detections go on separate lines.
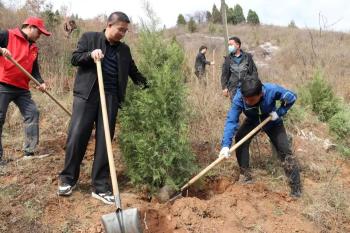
167, 192, 183, 204
101, 208, 142, 233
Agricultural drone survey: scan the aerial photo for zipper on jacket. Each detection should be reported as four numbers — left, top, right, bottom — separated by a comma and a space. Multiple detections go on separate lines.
258, 105, 262, 124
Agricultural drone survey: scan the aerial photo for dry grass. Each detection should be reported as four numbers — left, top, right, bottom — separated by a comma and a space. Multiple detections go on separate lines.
186, 70, 235, 176
303, 179, 350, 232
1, 4, 350, 232
173, 23, 350, 233
168, 23, 350, 101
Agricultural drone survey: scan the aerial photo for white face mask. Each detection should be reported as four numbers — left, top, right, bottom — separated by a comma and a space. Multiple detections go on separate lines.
228, 45, 237, 54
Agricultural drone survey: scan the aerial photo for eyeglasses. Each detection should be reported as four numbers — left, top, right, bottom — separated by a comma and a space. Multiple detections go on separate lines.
116, 27, 128, 33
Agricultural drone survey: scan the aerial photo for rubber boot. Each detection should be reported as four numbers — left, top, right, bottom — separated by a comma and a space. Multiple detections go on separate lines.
283, 155, 302, 198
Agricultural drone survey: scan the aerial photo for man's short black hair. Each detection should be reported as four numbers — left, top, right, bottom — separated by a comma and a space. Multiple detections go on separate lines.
199, 45, 207, 52
107, 11, 130, 25
241, 76, 262, 97
229, 36, 241, 47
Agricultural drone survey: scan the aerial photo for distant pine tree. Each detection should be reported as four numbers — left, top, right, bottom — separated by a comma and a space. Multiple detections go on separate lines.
176, 14, 186, 25
188, 17, 197, 33
206, 11, 212, 22
226, 7, 235, 24
247, 9, 260, 25
232, 4, 245, 24
288, 20, 297, 28
41, 4, 62, 31
212, 4, 221, 24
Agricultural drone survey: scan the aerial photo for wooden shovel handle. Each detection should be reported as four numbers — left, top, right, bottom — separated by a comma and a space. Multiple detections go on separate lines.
180, 116, 272, 191
95, 60, 121, 209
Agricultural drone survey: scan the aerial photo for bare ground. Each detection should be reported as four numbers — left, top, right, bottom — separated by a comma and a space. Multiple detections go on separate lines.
1, 128, 349, 233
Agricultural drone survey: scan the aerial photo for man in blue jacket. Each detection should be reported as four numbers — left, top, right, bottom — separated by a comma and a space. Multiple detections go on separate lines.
219, 76, 301, 198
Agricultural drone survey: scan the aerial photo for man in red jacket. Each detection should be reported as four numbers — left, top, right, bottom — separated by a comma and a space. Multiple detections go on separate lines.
0, 17, 50, 165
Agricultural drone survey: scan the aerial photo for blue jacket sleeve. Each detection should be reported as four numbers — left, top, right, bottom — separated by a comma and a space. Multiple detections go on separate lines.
221, 98, 242, 147
273, 84, 297, 117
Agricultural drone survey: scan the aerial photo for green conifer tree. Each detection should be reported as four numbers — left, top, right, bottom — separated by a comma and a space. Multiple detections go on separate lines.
177, 14, 186, 25
247, 9, 260, 25
212, 4, 221, 23
119, 28, 196, 191
232, 4, 245, 24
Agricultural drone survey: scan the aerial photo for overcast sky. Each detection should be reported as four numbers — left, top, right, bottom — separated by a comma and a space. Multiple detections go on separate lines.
5, 0, 350, 32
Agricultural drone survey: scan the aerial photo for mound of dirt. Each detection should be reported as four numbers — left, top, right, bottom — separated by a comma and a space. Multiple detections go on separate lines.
142, 178, 318, 233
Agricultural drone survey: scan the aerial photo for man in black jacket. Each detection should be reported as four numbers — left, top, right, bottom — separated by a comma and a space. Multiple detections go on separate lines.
58, 12, 148, 204
194, 45, 214, 81
221, 36, 258, 98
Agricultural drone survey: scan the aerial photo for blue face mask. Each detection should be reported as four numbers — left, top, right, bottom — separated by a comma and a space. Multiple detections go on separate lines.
228, 45, 237, 54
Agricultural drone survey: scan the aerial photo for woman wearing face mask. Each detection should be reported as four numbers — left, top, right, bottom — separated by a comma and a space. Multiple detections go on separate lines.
221, 36, 258, 99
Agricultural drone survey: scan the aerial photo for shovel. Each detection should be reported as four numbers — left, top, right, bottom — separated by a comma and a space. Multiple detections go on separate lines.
95, 59, 142, 233
169, 116, 272, 203
4, 54, 72, 117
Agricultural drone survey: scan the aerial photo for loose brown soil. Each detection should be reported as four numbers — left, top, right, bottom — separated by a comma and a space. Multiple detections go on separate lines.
1, 130, 350, 233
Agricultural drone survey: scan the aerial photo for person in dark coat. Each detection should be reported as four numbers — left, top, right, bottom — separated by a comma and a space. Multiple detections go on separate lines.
221, 36, 258, 98
194, 45, 214, 81
58, 12, 148, 204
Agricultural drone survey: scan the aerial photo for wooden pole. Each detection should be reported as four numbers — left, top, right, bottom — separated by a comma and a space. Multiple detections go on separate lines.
221, 0, 229, 56
96, 59, 121, 209
212, 49, 216, 82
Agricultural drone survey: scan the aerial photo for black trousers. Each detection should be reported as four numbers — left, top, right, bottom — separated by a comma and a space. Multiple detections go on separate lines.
0, 84, 39, 158
235, 119, 301, 188
59, 86, 118, 193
